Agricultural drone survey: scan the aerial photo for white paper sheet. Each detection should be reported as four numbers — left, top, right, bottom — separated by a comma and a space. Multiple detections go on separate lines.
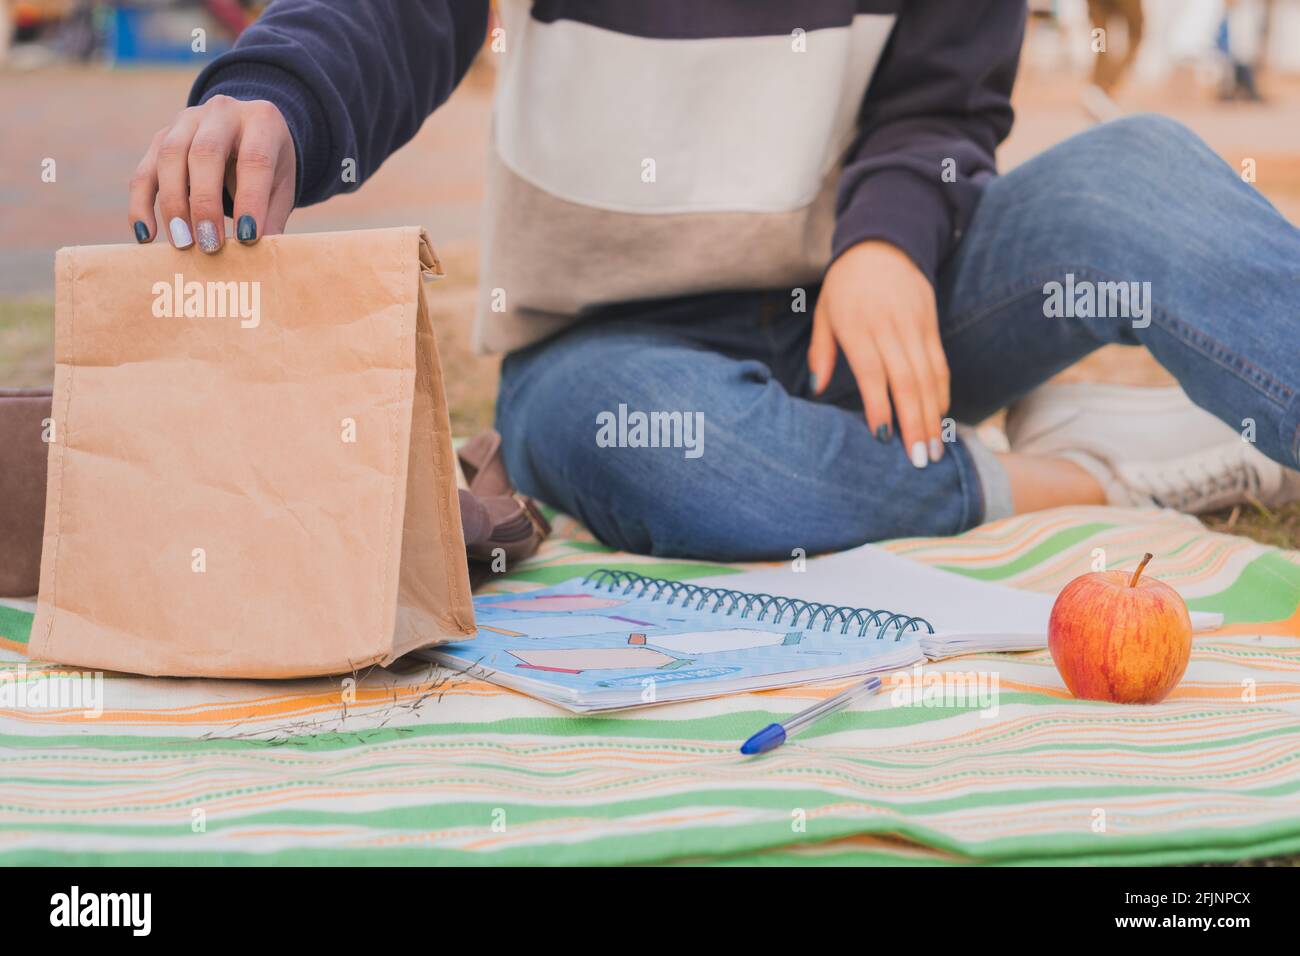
693, 544, 1221, 651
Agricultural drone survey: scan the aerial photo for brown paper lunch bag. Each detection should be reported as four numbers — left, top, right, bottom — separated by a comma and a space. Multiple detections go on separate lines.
28, 226, 476, 677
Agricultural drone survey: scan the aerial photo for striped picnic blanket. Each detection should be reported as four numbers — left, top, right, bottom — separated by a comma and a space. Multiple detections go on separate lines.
1, 504, 1298, 866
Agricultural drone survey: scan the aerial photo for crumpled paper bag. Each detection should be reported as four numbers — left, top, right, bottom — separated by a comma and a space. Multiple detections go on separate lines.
29, 226, 475, 677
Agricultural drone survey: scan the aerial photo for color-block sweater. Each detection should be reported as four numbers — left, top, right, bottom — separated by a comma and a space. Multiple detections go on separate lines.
190, 0, 1025, 352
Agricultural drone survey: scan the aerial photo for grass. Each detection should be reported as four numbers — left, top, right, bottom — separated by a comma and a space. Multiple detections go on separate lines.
422, 242, 502, 435
0, 299, 55, 388
1203, 498, 1300, 548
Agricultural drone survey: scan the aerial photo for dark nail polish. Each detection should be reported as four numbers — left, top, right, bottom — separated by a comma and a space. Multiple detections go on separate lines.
875, 423, 891, 443
809, 372, 820, 394
236, 215, 258, 243
133, 221, 150, 243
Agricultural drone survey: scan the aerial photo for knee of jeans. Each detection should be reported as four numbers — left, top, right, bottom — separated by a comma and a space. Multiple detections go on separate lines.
495, 334, 720, 551
1007, 112, 1214, 264
1091, 113, 1197, 152
496, 335, 626, 488
1058, 113, 1205, 189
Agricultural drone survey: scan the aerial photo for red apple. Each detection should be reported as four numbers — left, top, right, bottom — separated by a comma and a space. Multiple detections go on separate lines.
1048, 553, 1192, 704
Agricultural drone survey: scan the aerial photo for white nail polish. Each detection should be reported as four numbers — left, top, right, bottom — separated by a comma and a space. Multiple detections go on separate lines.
911, 441, 928, 469
169, 217, 193, 249
929, 438, 943, 462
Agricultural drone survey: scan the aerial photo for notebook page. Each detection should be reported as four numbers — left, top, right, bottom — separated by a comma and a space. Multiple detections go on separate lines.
693, 544, 1221, 650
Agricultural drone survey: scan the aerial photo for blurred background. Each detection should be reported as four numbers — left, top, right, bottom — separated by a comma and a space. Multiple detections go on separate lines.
2, 0, 1298, 541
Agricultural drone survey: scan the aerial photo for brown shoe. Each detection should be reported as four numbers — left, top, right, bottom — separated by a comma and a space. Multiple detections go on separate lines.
456, 429, 550, 588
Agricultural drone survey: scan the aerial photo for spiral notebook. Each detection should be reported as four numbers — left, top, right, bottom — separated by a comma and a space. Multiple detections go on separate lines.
423, 547, 1225, 712
423, 570, 934, 712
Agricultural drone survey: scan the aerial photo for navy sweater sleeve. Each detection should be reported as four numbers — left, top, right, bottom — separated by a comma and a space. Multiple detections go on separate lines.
831, 0, 1025, 285
188, 0, 489, 207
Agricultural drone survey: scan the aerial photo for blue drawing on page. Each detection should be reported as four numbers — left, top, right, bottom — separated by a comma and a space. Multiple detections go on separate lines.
431, 574, 926, 703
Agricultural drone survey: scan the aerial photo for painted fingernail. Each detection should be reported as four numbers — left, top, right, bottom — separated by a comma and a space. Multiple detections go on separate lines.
910, 441, 928, 469
132, 221, 150, 243
929, 438, 944, 462
875, 423, 891, 443
236, 214, 257, 243
196, 219, 220, 254
168, 217, 193, 249
809, 371, 820, 395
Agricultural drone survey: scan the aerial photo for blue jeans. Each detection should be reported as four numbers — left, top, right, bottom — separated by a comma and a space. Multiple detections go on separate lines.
495, 115, 1300, 560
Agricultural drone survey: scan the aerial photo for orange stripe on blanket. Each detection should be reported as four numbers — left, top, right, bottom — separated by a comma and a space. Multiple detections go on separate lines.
0, 679, 510, 726
1211, 605, 1300, 638
886, 516, 1080, 564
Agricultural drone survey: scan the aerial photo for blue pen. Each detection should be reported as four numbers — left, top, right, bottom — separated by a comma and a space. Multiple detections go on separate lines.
740, 675, 883, 755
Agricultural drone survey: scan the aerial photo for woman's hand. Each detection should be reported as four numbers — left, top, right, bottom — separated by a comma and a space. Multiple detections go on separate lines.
808, 240, 950, 468
128, 95, 296, 252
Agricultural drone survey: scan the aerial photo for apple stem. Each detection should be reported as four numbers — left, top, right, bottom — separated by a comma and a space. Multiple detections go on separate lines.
1128, 552, 1154, 588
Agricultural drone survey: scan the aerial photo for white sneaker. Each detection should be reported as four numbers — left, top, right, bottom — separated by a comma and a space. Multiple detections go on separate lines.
1004, 383, 1300, 514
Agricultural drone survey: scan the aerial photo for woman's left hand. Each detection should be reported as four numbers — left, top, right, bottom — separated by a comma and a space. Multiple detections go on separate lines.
807, 240, 950, 468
